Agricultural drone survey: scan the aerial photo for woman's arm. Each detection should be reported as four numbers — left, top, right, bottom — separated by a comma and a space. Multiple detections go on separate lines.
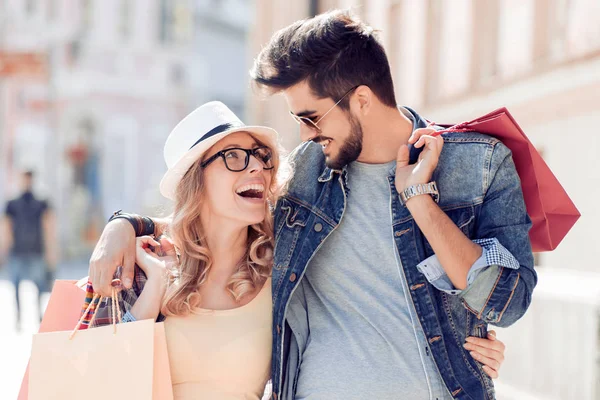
127, 236, 172, 321
128, 275, 167, 321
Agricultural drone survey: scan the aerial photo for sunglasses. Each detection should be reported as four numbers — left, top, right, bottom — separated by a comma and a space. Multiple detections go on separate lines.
201, 146, 274, 172
289, 85, 360, 134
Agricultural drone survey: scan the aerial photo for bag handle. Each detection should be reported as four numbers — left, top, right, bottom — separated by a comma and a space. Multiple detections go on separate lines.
407, 121, 475, 164
69, 287, 123, 340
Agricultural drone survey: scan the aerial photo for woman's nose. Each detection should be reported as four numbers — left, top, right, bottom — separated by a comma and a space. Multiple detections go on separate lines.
247, 153, 265, 173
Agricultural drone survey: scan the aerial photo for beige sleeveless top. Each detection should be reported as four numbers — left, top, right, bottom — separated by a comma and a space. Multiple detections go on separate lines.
164, 279, 272, 400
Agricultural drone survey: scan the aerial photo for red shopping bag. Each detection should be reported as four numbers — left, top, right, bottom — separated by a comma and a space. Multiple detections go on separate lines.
17, 279, 86, 400
427, 107, 580, 252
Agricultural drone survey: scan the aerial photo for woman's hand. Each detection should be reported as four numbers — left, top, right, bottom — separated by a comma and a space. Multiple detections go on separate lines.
464, 330, 506, 379
135, 236, 171, 281
129, 236, 177, 321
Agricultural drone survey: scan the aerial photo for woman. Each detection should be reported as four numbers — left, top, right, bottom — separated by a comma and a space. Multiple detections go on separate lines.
84, 102, 506, 399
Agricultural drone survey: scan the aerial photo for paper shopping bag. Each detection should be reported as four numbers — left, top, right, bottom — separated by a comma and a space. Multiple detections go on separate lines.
29, 318, 172, 400
18, 280, 86, 399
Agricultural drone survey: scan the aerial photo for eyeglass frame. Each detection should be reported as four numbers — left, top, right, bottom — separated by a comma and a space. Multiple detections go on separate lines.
200, 146, 275, 172
289, 85, 361, 134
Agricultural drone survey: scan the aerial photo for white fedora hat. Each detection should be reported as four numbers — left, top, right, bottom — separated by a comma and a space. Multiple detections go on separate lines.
159, 101, 278, 200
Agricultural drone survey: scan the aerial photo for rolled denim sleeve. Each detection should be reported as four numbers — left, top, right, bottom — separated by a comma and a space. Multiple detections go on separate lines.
416, 238, 520, 297
470, 142, 536, 327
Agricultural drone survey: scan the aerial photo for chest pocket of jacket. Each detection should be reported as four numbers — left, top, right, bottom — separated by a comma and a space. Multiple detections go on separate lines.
422, 204, 476, 257
274, 197, 312, 268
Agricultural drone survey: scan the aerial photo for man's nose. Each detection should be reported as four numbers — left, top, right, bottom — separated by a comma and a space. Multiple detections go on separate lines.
299, 124, 319, 143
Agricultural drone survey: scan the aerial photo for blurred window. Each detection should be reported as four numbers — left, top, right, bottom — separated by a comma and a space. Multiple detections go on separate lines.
388, 0, 428, 108
159, 0, 193, 45
81, 0, 93, 37
437, 0, 473, 98
47, 0, 56, 21
497, 0, 535, 79
119, 0, 132, 40
565, 0, 600, 57
25, 0, 36, 15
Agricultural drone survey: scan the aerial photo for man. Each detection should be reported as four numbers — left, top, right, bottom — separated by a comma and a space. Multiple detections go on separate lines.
88, 11, 535, 400
1, 170, 57, 329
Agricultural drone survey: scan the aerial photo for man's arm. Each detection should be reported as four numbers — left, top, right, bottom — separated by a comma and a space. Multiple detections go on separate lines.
417, 146, 535, 327
0, 215, 13, 265
397, 129, 482, 290
42, 208, 58, 271
461, 144, 536, 327
89, 215, 171, 296
152, 217, 171, 238
406, 195, 482, 290
396, 129, 535, 327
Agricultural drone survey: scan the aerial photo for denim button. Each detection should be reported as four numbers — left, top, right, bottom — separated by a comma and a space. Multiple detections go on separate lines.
289, 273, 297, 282
314, 223, 323, 232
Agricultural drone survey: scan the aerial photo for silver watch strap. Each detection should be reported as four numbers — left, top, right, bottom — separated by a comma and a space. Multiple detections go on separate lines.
400, 182, 439, 204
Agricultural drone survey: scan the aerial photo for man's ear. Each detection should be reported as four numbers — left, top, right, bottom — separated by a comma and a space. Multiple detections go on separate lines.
353, 85, 372, 116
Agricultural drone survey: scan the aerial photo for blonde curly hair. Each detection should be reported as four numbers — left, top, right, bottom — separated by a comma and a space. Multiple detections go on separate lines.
160, 135, 283, 316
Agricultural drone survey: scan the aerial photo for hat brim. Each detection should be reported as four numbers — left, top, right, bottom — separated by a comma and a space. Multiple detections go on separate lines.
159, 125, 279, 200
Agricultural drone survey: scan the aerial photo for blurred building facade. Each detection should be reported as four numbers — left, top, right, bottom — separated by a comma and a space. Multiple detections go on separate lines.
0, 0, 253, 260
249, 1, 600, 399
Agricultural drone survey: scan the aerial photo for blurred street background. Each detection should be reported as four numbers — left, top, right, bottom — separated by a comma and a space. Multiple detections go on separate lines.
0, 0, 599, 399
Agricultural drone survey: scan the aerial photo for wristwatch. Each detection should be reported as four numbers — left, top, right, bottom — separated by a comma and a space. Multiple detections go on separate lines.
399, 182, 440, 205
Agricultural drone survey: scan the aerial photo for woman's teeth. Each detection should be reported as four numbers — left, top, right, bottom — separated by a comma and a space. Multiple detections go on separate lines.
236, 184, 265, 199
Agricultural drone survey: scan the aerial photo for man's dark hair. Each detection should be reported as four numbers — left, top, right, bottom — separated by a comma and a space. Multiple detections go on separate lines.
250, 10, 397, 109
24, 170, 34, 179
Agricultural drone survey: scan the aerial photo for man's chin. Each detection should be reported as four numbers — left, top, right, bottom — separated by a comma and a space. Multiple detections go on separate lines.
325, 155, 346, 170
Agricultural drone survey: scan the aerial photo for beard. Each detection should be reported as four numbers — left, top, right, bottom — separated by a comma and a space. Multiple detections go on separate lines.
324, 114, 364, 170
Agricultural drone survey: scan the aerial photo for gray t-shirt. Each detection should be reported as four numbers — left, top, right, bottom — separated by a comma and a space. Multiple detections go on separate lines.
290, 160, 452, 400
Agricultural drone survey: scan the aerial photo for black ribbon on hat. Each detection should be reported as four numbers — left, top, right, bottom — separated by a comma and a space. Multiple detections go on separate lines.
189, 122, 244, 150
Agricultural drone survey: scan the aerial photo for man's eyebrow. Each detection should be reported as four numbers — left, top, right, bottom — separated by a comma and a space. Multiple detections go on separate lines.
292, 110, 318, 118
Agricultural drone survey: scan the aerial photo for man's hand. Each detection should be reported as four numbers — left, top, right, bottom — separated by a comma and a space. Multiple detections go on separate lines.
464, 330, 506, 379
89, 219, 136, 296
395, 127, 443, 195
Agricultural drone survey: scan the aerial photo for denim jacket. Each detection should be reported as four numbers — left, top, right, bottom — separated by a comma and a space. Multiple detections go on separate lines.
270, 107, 536, 400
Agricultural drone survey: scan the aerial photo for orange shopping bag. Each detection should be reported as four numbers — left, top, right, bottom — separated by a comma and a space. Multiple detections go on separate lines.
28, 289, 173, 400
18, 279, 86, 400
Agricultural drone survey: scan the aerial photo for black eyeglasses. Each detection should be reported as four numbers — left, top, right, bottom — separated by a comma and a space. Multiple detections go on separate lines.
201, 146, 274, 172
289, 85, 360, 133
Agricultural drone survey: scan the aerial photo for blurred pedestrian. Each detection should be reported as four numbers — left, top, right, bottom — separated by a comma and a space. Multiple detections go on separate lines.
0, 170, 57, 330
